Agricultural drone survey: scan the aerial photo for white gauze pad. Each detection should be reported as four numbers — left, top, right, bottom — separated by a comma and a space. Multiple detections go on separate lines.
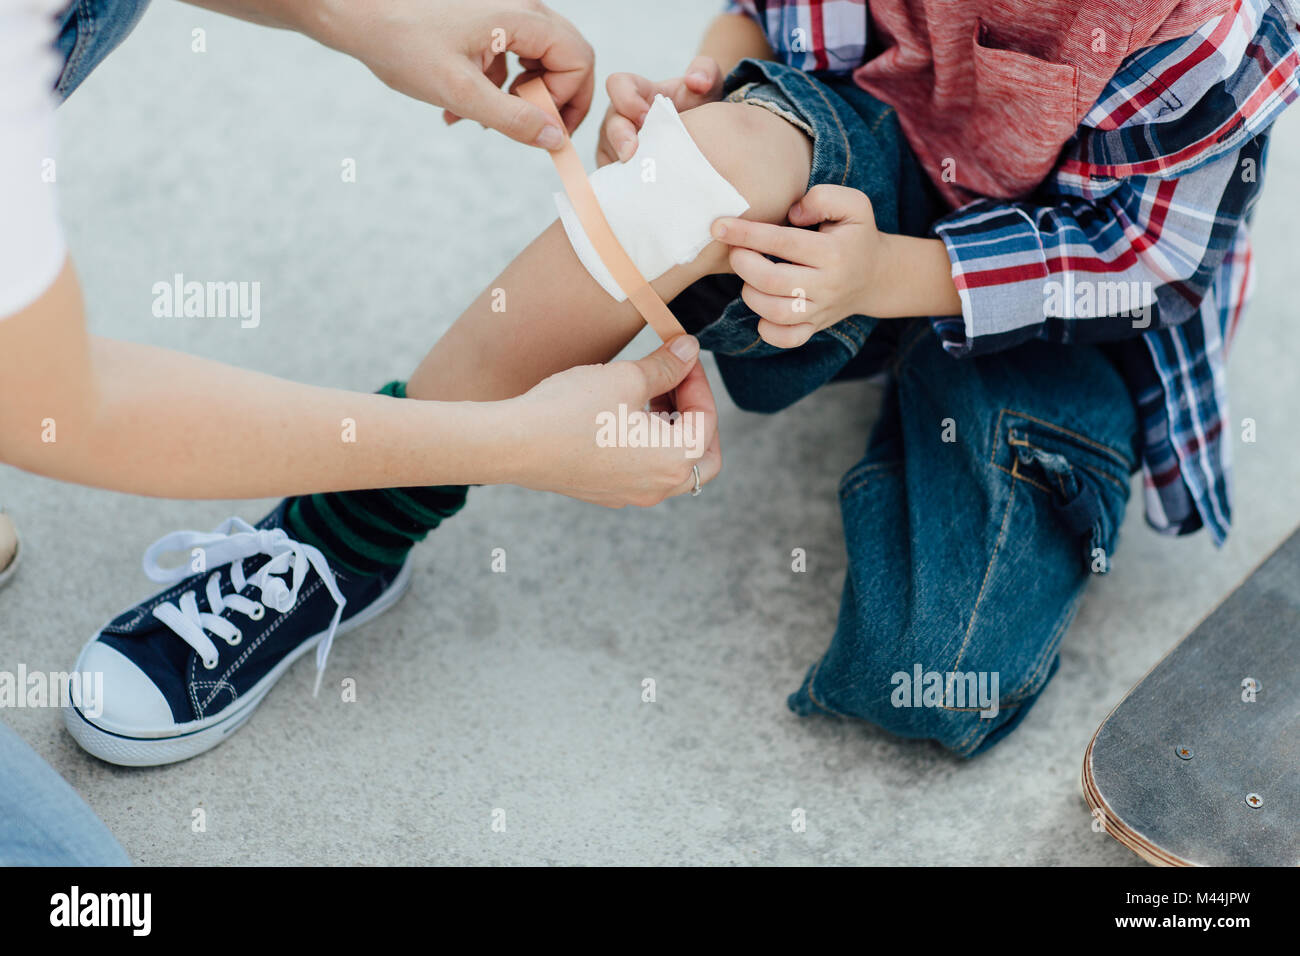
554, 94, 749, 302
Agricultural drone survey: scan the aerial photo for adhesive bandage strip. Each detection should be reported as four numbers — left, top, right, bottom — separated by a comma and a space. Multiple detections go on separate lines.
518, 79, 749, 342
554, 94, 750, 308
518, 78, 683, 343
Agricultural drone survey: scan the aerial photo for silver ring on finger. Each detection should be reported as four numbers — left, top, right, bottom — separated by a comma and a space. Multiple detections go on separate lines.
691, 464, 703, 497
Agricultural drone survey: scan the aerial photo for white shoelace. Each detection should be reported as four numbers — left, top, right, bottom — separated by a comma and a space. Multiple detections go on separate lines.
142, 517, 346, 697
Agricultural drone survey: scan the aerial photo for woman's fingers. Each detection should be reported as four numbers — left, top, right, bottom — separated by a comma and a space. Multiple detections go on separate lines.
638, 340, 718, 467
665, 435, 721, 501
485, 54, 509, 91
642, 351, 721, 501
496, 7, 595, 133
450, 65, 562, 148
445, 55, 507, 126
663, 350, 717, 427
630, 335, 699, 403
510, 338, 723, 508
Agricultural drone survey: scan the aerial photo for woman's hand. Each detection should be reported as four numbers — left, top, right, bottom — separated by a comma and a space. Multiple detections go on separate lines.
504, 335, 722, 507
596, 56, 725, 166
310, 0, 595, 149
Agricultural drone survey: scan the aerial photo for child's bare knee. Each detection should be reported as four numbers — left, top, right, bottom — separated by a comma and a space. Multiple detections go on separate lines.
679, 101, 812, 225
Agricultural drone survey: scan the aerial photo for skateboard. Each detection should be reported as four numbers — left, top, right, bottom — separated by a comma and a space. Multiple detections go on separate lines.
1083, 526, 1299, 866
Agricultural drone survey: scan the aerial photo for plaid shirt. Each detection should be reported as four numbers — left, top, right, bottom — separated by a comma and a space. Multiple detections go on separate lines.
724, 0, 1300, 545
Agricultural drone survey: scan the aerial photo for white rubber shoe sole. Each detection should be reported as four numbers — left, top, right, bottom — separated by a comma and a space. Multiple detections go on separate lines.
64, 558, 412, 766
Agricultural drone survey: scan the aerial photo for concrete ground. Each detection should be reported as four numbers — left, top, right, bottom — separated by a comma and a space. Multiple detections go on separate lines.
1, 2, 1297, 866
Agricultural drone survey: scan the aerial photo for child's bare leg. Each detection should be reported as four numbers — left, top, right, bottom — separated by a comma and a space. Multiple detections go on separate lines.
405, 101, 813, 403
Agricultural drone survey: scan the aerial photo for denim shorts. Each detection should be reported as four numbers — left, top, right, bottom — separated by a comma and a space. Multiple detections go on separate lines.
671, 58, 946, 413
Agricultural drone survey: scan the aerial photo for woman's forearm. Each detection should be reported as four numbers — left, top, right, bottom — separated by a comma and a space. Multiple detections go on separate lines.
69, 339, 514, 498
176, 0, 318, 32
0, 263, 514, 498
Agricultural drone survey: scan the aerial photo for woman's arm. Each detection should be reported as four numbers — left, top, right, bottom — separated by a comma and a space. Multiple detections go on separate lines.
0, 260, 718, 504
178, 0, 595, 148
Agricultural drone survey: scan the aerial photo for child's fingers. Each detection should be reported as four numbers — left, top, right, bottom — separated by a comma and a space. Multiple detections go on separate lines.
605, 72, 654, 125
712, 218, 822, 265
788, 184, 872, 227
740, 284, 811, 329
603, 112, 641, 163
673, 56, 724, 112
728, 247, 814, 297
594, 106, 620, 165
757, 318, 817, 349
683, 55, 724, 98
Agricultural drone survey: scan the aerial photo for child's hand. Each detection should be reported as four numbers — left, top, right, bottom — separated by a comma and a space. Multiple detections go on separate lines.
596, 56, 725, 166
711, 185, 892, 349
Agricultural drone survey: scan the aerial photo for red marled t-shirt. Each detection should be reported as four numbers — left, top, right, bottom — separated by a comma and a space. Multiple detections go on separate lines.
851, 0, 1233, 206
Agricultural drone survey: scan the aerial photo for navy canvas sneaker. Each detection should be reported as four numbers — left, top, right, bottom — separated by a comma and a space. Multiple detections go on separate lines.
64, 504, 410, 766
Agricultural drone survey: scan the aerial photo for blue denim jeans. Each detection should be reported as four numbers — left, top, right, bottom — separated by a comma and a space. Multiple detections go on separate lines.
676, 59, 945, 410
0, 721, 130, 864
52, 0, 151, 100
674, 60, 1140, 756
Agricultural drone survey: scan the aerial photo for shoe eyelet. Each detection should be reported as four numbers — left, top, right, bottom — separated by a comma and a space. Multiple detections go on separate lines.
202, 656, 218, 670
226, 629, 242, 647
247, 604, 265, 621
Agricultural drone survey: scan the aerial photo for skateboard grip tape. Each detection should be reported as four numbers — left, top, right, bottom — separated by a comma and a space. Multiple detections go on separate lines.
517, 77, 686, 345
